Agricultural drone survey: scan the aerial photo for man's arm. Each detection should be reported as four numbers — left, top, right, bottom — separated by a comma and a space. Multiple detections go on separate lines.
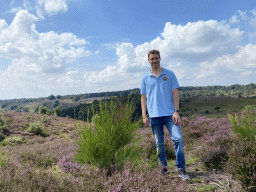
172, 88, 179, 112
141, 94, 147, 119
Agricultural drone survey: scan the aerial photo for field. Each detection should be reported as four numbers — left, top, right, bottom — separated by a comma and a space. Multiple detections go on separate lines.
0, 105, 255, 191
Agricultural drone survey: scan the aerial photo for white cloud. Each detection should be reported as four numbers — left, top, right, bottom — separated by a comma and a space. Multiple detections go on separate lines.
0, 9, 255, 100
229, 15, 240, 24
37, 0, 68, 15
195, 44, 256, 80
0, 10, 92, 99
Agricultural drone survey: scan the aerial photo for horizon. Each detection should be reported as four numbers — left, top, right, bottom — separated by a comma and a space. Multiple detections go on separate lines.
0, 0, 256, 100
0, 82, 255, 101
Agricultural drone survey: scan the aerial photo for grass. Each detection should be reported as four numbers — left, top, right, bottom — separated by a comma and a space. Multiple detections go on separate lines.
0, 102, 254, 191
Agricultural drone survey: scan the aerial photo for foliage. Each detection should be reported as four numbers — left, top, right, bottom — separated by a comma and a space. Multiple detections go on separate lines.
26, 115, 30, 119
28, 121, 45, 135
226, 140, 256, 191
2, 136, 23, 146
48, 94, 56, 100
228, 105, 256, 142
39, 105, 48, 115
74, 95, 143, 173
46, 109, 53, 116
200, 148, 229, 171
54, 106, 61, 117
0, 146, 8, 167
0, 113, 7, 130
41, 115, 49, 123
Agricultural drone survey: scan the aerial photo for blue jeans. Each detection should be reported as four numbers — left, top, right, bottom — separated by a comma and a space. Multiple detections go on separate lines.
149, 115, 186, 170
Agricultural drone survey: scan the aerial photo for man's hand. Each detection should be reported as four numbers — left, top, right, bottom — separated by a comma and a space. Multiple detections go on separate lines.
172, 112, 181, 125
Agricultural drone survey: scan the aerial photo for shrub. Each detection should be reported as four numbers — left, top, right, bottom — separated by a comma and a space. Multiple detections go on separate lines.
226, 140, 256, 191
28, 121, 45, 135
0, 146, 8, 167
74, 95, 143, 175
91, 113, 101, 125
54, 106, 61, 117
46, 110, 53, 116
41, 115, 49, 123
26, 115, 30, 119
0, 114, 7, 130
200, 148, 229, 171
39, 105, 48, 114
2, 136, 23, 146
228, 105, 256, 142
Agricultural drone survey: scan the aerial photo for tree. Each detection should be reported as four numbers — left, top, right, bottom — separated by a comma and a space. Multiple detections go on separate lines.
53, 100, 60, 108
48, 94, 56, 100
39, 105, 48, 114
54, 106, 61, 117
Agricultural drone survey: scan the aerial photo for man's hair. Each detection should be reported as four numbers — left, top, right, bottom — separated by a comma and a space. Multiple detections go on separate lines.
148, 49, 160, 59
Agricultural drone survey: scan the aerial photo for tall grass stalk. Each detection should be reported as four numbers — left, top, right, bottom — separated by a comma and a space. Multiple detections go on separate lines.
74, 95, 144, 174
227, 105, 256, 142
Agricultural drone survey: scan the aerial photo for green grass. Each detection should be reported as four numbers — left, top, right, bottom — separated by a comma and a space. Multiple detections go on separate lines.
186, 156, 199, 166
196, 184, 218, 191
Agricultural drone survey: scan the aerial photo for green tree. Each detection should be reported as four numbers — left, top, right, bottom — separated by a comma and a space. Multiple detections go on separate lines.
39, 105, 48, 115
48, 94, 56, 100
54, 106, 61, 117
53, 100, 60, 108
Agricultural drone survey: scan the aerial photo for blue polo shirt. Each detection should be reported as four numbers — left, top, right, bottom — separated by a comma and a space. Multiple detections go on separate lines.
141, 67, 180, 118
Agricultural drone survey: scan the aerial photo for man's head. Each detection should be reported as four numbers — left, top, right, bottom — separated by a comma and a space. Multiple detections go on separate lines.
147, 49, 160, 60
148, 49, 161, 71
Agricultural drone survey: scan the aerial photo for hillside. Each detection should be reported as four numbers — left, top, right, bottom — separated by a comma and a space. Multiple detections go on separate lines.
0, 109, 252, 191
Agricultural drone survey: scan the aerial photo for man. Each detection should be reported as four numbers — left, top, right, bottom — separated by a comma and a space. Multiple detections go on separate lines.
140, 49, 190, 181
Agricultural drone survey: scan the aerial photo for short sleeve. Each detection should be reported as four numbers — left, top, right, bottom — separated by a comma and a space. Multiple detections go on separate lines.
141, 77, 146, 94
171, 71, 180, 90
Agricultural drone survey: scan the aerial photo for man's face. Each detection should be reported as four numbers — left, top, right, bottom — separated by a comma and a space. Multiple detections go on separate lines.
148, 53, 161, 69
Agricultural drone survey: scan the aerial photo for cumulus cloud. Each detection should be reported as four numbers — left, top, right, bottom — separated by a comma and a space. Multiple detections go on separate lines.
0, 10, 91, 99
1, 8, 255, 100
195, 44, 256, 81
83, 19, 246, 91
39, 0, 68, 14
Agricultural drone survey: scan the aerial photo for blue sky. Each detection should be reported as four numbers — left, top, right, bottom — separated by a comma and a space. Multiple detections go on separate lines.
0, 0, 256, 100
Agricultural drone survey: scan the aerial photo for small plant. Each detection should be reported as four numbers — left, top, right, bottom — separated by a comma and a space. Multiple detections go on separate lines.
0, 146, 8, 167
226, 140, 256, 191
26, 115, 30, 119
228, 105, 256, 142
200, 148, 229, 171
28, 121, 45, 135
41, 115, 49, 123
74, 95, 143, 175
0, 114, 7, 130
2, 136, 23, 146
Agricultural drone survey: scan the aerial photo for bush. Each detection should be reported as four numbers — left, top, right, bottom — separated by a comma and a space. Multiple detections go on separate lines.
0, 114, 7, 130
39, 105, 48, 115
26, 115, 30, 119
0, 146, 8, 167
2, 136, 23, 146
28, 121, 45, 135
41, 115, 49, 123
46, 110, 53, 116
200, 148, 229, 171
226, 140, 256, 191
228, 105, 256, 142
74, 95, 143, 175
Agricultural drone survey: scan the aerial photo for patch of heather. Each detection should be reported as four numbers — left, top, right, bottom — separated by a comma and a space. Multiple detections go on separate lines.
0, 111, 246, 191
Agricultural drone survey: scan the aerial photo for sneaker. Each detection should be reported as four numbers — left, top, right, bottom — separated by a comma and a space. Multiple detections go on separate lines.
178, 169, 190, 181
161, 168, 168, 176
